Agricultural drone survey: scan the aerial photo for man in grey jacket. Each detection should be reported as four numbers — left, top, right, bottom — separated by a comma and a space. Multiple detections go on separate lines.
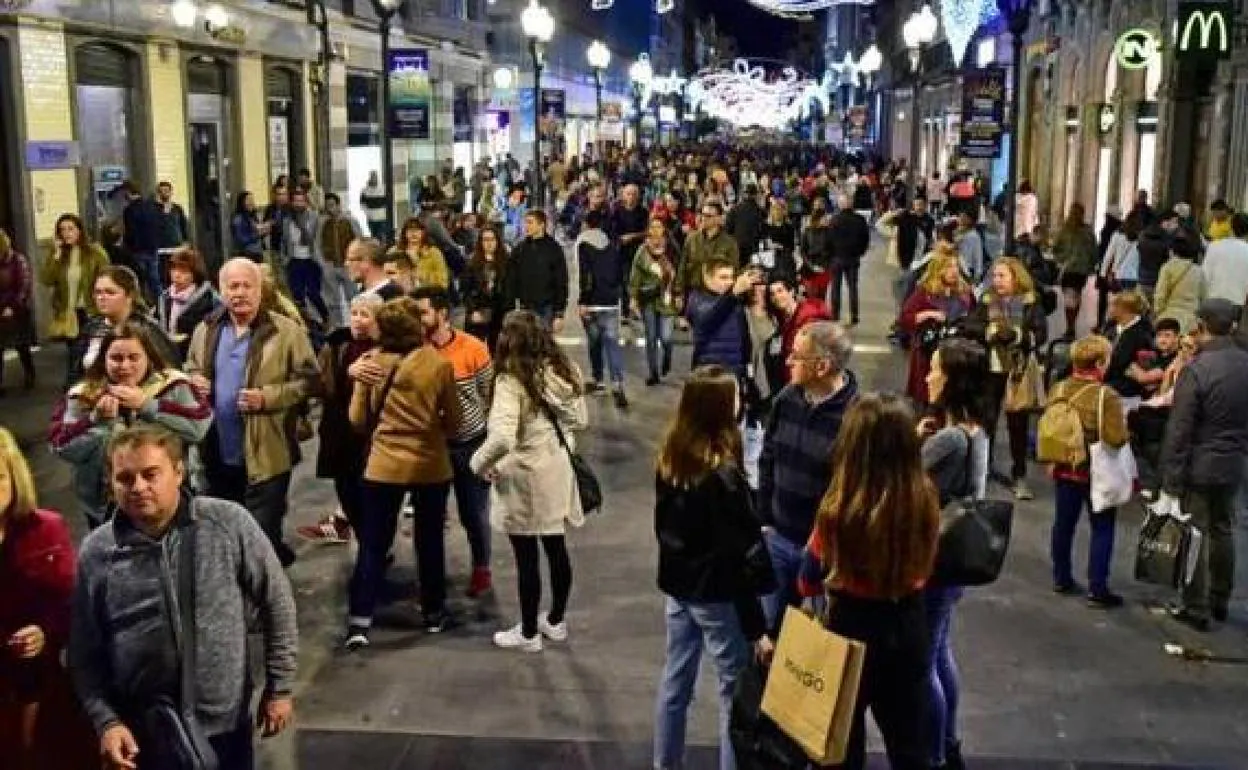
71, 424, 297, 770
1159, 298, 1248, 631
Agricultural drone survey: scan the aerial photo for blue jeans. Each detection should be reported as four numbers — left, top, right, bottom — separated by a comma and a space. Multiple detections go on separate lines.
924, 585, 964, 765
653, 597, 748, 770
287, 258, 330, 321
134, 251, 162, 301
641, 304, 674, 379
1051, 478, 1117, 595
450, 436, 491, 568
584, 308, 624, 386
350, 480, 451, 626
761, 528, 804, 633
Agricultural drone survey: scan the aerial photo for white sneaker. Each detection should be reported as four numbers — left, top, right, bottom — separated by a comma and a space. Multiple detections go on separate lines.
493, 624, 543, 653
538, 615, 568, 642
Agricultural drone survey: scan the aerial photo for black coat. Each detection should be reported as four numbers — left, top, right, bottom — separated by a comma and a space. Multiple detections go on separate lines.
1136, 225, 1172, 288
727, 199, 765, 259
828, 210, 871, 267
1103, 317, 1154, 399
504, 234, 569, 317
1162, 337, 1248, 491
655, 464, 767, 641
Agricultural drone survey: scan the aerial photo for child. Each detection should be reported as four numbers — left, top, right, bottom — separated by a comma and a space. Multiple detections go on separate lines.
1126, 317, 1181, 398
1129, 321, 1193, 497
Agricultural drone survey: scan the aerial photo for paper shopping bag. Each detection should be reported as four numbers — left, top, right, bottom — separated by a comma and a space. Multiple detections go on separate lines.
760, 606, 866, 766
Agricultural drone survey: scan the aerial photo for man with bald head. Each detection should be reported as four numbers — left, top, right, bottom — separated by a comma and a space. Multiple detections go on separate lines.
186, 258, 320, 566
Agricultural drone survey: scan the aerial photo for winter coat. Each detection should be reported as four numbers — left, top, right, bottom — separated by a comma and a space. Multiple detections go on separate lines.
677, 229, 739, 297
629, 242, 679, 316
899, 289, 975, 403
0, 249, 36, 348
576, 229, 624, 308
470, 366, 589, 535
38, 244, 110, 331
157, 282, 220, 357
1154, 258, 1206, 333
828, 210, 871, 267
504, 234, 569, 317
231, 213, 264, 259
726, 198, 765, 258
1053, 224, 1099, 276
1136, 225, 1173, 288
1162, 337, 1248, 492
315, 330, 373, 479
686, 289, 749, 371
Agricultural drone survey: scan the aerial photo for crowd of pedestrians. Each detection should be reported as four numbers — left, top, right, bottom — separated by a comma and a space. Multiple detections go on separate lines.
2, 141, 1247, 770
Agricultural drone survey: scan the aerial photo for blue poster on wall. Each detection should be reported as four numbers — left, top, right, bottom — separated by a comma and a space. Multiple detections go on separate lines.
388, 48, 431, 140
517, 87, 536, 160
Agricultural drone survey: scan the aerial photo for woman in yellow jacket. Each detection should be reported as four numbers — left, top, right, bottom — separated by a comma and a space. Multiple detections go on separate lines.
39, 214, 109, 387
392, 216, 450, 290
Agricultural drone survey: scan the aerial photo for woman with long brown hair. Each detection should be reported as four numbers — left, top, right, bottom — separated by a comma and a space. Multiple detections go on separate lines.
797, 393, 941, 770
629, 217, 680, 385
79, 265, 180, 382
653, 365, 771, 770
471, 310, 588, 652
0, 230, 36, 395
898, 246, 975, 405
461, 224, 509, 348
156, 247, 219, 359
392, 216, 450, 290
49, 321, 212, 528
38, 213, 110, 387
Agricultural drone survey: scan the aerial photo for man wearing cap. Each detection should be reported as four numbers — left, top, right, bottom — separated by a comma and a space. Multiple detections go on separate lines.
1158, 298, 1248, 631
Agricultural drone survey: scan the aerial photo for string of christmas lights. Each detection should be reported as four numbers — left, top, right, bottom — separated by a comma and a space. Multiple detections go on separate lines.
941, 0, 999, 65
686, 59, 830, 130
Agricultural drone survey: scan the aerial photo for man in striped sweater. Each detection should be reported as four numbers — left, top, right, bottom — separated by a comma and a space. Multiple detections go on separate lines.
412, 286, 496, 597
757, 321, 857, 632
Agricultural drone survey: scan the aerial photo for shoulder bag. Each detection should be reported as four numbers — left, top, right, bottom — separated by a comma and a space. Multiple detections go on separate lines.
932, 429, 1016, 587
140, 509, 220, 770
539, 399, 603, 515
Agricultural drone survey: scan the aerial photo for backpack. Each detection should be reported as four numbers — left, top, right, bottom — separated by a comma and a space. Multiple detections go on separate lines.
1036, 381, 1097, 466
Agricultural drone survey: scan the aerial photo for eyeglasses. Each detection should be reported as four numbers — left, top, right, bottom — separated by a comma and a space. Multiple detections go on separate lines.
787, 354, 830, 364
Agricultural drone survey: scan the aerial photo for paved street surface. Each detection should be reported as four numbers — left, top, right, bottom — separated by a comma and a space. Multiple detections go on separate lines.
10, 237, 1248, 769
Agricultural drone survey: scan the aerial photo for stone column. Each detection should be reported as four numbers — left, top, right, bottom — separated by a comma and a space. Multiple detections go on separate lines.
325, 59, 350, 201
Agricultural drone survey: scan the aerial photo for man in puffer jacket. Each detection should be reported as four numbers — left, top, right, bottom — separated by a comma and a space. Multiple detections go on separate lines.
576, 210, 628, 407
685, 259, 761, 379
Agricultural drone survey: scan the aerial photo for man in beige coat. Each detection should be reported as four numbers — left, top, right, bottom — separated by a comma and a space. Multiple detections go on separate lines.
186, 258, 320, 566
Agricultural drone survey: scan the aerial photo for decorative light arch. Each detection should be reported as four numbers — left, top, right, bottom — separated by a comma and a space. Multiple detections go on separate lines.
687, 58, 831, 130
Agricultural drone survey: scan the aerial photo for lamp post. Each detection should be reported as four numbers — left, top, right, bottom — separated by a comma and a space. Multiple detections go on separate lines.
371, 0, 404, 243
997, 0, 1034, 254
629, 54, 652, 150
522, 0, 554, 209
587, 40, 610, 165
307, 0, 333, 189
857, 43, 882, 145
903, 3, 938, 207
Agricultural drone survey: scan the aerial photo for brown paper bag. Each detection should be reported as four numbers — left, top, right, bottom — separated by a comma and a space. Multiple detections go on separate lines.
760, 606, 866, 765
1004, 353, 1046, 413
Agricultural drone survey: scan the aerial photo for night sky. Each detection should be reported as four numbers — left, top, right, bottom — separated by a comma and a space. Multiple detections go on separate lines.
712, 0, 805, 61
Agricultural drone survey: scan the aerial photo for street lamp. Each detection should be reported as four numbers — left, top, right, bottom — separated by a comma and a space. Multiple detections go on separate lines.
587, 40, 610, 164
998, 0, 1034, 254
857, 44, 882, 143
171, 0, 198, 28
522, 0, 555, 208
903, 3, 938, 206
629, 53, 653, 150
371, 0, 404, 243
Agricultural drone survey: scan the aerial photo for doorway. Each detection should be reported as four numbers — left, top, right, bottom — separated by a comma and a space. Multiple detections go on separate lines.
190, 122, 224, 271
0, 38, 16, 245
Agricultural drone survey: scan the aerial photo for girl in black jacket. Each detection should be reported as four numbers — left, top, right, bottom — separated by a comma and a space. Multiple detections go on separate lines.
653, 365, 771, 770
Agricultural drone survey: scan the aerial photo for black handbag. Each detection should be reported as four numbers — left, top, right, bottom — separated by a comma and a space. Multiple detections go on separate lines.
140, 509, 220, 770
539, 399, 603, 515
1134, 508, 1194, 589
729, 659, 810, 770
932, 430, 1015, 587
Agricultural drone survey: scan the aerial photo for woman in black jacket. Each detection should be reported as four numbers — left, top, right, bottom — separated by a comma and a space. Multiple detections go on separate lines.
460, 224, 509, 349
156, 248, 219, 359
653, 365, 771, 770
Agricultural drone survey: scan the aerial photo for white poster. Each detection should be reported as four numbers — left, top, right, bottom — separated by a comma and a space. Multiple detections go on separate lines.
268, 117, 290, 180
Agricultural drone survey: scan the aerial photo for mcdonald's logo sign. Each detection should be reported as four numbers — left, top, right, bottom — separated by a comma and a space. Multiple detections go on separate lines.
1176, 2, 1233, 61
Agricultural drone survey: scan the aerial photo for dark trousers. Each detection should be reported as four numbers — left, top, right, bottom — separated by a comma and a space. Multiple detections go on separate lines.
986, 372, 1031, 480
208, 721, 255, 770
830, 263, 861, 323
924, 585, 963, 766
64, 308, 90, 387
1181, 485, 1237, 619
508, 534, 572, 638
333, 473, 365, 532
350, 480, 451, 625
207, 465, 293, 563
0, 345, 34, 387
450, 437, 491, 568
286, 259, 330, 321
1051, 478, 1116, 595
133, 251, 162, 303
826, 592, 931, 770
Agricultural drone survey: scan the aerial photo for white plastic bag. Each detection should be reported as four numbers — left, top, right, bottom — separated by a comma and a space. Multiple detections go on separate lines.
1090, 388, 1136, 512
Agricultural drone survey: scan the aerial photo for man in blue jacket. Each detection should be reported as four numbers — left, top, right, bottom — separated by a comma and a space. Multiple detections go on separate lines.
684, 259, 761, 379
576, 209, 628, 408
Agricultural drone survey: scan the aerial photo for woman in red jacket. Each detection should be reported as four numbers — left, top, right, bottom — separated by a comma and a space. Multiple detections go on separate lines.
0, 427, 93, 770
899, 246, 975, 406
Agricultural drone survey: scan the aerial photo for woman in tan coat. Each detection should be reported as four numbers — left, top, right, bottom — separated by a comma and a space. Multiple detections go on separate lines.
1153, 234, 1206, 333
344, 297, 462, 649
472, 310, 588, 652
38, 214, 109, 387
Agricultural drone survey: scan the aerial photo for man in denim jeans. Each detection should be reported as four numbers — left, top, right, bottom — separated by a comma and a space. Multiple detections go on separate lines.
757, 321, 857, 632
576, 209, 629, 408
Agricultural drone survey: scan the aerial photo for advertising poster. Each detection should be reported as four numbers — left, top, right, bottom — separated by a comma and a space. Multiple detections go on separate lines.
388, 48, 431, 140
600, 101, 625, 141
539, 88, 566, 140
959, 66, 1005, 159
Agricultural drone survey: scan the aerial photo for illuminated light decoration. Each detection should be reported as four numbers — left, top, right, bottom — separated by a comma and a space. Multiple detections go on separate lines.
589, 0, 676, 11
827, 51, 860, 88
940, 0, 999, 66
686, 58, 831, 130
746, 0, 874, 16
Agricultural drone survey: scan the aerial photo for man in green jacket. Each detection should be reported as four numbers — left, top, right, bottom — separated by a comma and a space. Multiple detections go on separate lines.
676, 200, 740, 306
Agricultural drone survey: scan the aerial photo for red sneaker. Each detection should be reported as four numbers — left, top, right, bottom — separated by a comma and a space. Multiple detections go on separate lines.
466, 566, 493, 598
297, 513, 352, 544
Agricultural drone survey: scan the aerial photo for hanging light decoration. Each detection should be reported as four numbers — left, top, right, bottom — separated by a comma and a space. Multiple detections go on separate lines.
940, 0, 1000, 66
687, 58, 830, 130
746, 0, 874, 17
590, 0, 675, 11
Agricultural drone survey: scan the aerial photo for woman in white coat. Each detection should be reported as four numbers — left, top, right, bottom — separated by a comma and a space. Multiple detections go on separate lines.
472, 309, 589, 652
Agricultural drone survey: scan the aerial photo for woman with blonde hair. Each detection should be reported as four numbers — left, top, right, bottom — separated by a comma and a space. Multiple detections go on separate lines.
973, 255, 1048, 500
653, 365, 771, 770
898, 245, 975, 405
0, 230, 36, 394
392, 216, 450, 290
0, 427, 94, 770
39, 214, 110, 386
471, 310, 588, 653
797, 394, 941, 770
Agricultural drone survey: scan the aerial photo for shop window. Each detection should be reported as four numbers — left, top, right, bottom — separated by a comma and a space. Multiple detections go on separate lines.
74, 42, 140, 230
266, 65, 305, 184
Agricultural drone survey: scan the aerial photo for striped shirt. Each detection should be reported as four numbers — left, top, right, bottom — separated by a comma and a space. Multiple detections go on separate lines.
431, 329, 493, 443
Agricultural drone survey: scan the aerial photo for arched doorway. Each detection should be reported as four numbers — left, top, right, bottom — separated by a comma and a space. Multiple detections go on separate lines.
186, 55, 236, 271
266, 65, 305, 185
74, 42, 142, 233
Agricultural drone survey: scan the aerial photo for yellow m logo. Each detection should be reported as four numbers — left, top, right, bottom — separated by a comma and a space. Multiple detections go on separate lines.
1179, 9, 1229, 53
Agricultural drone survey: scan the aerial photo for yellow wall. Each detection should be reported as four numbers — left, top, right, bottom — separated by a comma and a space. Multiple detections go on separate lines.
18, 23, 77, 240
237, 54, 270, 201
144, 41, 190, 218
